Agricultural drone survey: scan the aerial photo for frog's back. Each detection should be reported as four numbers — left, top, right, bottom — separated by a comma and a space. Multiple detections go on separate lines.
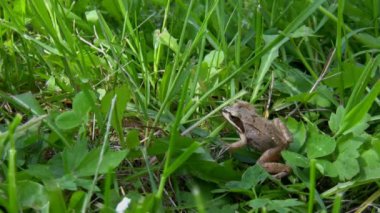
245, 127, 278, 152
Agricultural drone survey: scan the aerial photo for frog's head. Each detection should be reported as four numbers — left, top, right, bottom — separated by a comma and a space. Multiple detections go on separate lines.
222, 103, 245, 134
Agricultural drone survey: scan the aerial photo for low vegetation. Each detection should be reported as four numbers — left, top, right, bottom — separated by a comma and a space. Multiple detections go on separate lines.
1, 0, 380, 212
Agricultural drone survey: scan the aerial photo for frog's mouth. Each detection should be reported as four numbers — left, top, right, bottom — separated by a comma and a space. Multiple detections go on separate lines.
222, 110, 245, 133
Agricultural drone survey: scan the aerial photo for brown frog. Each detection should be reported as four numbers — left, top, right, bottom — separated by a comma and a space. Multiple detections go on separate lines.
222, 101, 292, 178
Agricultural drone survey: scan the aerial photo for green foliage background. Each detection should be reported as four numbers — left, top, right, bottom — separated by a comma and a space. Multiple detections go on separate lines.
0, 0, 380, 212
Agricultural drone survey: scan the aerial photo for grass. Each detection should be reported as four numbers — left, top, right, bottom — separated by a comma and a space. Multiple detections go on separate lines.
1, 0, 380, 212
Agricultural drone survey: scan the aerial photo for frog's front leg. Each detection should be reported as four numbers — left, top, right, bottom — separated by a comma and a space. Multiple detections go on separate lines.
228, 132, 247, 150
257, 146, 291, 179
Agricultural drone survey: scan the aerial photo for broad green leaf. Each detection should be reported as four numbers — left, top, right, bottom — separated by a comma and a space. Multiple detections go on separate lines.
62, 140, 88, 171
56, 175, 78, 190
18, 180, 49, 210
55, 111, 82, 130
225, 165, 268, 191
46, 76, 61, 92
249, 198, 304, 212
25, 164, 54, 180
85, 10, 98, 23
112, 85, 130, 126
101, 85, 130, 142
125, 130, 140, 149
282, 151, 309, 168
186, 159, 240, 184
203, 50, 224, 68
316, 160, 338, 178
287, 118, 306, 151
290, 25, 315, 38
332, 136, 361, 180
75, 149, 127, 177
306, 131, 336, 159
333, 151, 360, 181
284, 92, 316, 104
13, 92, 45, 115
337, 135, 362, 153
75, 178, 99, 191
324, 61, 364, 89
154, 28, 180, 54
309, 86, 333, 108
248, 198, 270, 209
73, 91, 94, 118
126, 193, 156, 213
360, 149, 380, 180
328, 105, 345, 133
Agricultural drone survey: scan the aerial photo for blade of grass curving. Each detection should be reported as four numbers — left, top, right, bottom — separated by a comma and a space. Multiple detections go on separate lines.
164, 141, 202, 178
81, 95, 117, 211
336, 0, 345, 102
156, 76, 191, 201
346, 55, 380, 111
337, 80, 380, 135
250, 35, 286, 103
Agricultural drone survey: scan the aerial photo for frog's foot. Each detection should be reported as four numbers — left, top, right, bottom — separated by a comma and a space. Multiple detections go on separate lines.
259, 162, 291, 179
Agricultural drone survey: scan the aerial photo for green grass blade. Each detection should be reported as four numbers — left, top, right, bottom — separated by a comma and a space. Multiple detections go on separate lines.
7, 114, 22, 213
338, 80, 380, 135
345, 55, 380, 111
81, 95, 117, 211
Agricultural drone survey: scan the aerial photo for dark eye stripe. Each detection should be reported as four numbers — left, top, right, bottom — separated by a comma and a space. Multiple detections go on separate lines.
231, 116, 245, 132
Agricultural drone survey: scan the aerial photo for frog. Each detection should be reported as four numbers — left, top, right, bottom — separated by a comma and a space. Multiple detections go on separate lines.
222, 101, 292, 178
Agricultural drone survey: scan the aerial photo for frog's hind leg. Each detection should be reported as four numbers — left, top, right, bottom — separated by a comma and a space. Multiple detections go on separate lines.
257, 146, 291, 178
260, 162, 291, 179
257, 146, 283, 163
